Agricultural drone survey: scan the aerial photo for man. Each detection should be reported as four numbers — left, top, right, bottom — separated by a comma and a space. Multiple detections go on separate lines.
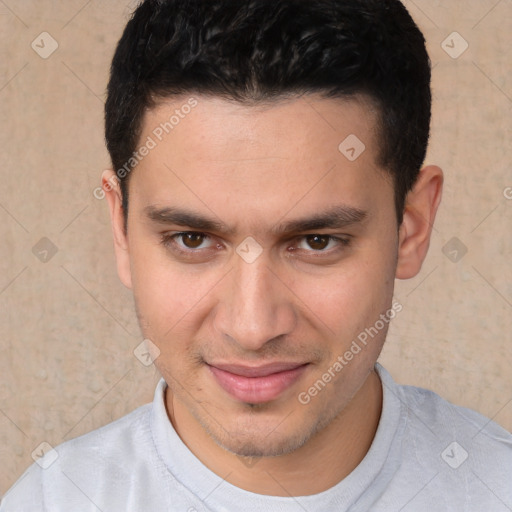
2, 0, 511, 510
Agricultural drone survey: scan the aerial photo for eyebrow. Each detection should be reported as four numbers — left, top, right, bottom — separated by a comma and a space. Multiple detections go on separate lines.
271, 206, 368, 234
144, 205, 368, 235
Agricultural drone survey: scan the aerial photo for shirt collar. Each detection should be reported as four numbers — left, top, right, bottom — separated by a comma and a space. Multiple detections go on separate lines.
150, 363, 405, 512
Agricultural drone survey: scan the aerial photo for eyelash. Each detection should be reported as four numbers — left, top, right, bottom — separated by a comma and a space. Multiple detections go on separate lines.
160, 232, 352, 259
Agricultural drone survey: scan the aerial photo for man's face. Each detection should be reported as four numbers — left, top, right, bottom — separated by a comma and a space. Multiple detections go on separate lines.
118, 94, 400, 456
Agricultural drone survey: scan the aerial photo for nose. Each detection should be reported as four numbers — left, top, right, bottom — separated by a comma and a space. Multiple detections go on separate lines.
213, 254, 296, 352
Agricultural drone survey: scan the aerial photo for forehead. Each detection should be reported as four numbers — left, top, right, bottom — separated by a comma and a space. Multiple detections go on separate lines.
130, 93, 393, 231
142, 93, 381, 159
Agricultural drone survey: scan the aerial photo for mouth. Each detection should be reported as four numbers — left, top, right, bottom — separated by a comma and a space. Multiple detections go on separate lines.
207, 362, 309, 404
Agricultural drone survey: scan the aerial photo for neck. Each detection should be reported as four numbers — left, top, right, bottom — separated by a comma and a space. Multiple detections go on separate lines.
166, 369, 383, 496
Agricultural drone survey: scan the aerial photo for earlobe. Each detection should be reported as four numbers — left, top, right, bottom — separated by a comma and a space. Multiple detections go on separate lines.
395, 165, 443, 279
102, 169, 133, 289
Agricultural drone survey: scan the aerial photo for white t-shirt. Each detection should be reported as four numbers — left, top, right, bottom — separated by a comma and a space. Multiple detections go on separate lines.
2, 364, 511, 511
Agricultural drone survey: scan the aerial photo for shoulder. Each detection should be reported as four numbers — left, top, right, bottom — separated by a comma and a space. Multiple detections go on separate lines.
377, 364, 512, 448
388, 374, 512, 508
397, 379, 512, 447
57, 400, 153, 458
1, 403, 155, 511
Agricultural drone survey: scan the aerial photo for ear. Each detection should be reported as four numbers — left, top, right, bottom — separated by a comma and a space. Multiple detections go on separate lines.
102, 169, 132, 289
396, 165, 443, 279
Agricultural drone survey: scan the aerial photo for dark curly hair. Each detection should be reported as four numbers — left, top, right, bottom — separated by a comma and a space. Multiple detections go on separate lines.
105, 0, 431, 225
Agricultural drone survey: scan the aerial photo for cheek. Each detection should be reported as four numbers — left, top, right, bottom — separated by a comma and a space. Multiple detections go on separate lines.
291, 250, 396, 340
129, 246, 219, 343
129, 244, 185, 331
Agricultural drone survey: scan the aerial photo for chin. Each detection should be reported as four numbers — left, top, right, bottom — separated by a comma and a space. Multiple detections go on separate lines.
197, 410, 322, 458
216, 430, 311, 458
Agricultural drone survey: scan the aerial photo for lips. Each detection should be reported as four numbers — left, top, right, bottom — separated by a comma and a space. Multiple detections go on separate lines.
207, 362, 308, 403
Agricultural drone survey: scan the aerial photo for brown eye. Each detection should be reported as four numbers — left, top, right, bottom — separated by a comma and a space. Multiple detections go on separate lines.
305, 235, 330, 251
181, 233, 206, 249
161, 231, 220, 259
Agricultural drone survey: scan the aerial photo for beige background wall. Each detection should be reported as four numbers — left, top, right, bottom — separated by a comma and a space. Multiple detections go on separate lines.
0, 0, 510, 495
